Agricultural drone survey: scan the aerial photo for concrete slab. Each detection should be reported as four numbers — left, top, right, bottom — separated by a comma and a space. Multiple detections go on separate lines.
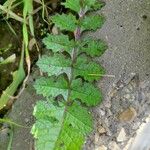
96, 0, 150, 96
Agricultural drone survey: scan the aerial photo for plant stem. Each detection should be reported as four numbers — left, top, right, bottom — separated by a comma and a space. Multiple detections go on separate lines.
66, 9, 85, 104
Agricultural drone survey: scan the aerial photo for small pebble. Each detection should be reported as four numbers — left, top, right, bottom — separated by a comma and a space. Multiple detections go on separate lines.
25, 118, 30, 123
109, 141, 120, 150
52, 26, 59, 35
118, 107, 137, 122
94, 133, 100, 144
98, 126, 106, 134
117, 128, 127, 142
95, 145, 107, 150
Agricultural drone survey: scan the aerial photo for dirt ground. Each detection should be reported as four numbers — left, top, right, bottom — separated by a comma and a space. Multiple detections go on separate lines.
0, 0, 150, 150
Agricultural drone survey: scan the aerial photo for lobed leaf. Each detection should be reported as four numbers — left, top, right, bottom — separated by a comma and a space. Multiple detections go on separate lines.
32, 100, 93, 150
71, 79, 102, 106
34, 77, 69, 100
84, 0, 96, 8
37, 54, 71, 78
62, 0, 80, 13
34, 76, 102, 106
31, 100, 65, 150
74, 55, 105, 81
32, 0, 107, 149
55, 102, 93, 149
92, 1, 105, 10
81, 15, 105, 31
37, 54, 105, 82
80, 38, 107, 57
51, 13, 77, 32
43, 34, 74, 54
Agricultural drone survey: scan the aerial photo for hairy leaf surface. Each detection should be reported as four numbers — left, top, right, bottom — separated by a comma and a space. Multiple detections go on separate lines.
62, 0, 80, 13
51, 13, 77, 32
74, 55, 105, 81
43, 34, 74, 53
37, 54, 71, 77
31, 100, 65, 150
34, 76, 101, 106
32, 101, 93, 150
34, 77, 69, 100
32, 0, 107, 149
55, 102, 92, 149
80, 38, 107, 57
37, 54, 104, 82
62, 0, 103, 13
71, 79, 102, 106
81, 15, 104, 31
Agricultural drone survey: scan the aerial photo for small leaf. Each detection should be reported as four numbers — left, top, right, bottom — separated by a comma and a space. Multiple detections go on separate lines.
62, 0, 104, 13
74, 55, 105, 81
71, 79, 102, 106
34, 76, 69, 100
81, 15, 105, 31
37, 54, 71, 78
84, 0, 96, 8
62, 0, 80, 13
43, 34, 74, 53
92, 1, 105, 10
51, 13, 77, 32
80, 38, 107, 57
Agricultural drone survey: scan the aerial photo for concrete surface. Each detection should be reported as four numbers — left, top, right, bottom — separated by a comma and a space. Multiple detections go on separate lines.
97, 0, 150, 95
85, 0, 150, 149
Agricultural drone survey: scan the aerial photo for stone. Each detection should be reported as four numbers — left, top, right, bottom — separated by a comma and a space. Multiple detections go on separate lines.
98, 126, 107, 134
117, 128, 127, 142
132, 122, 141, 130
94, 133, 99, 144
95, 145, 107, 150
109, 141, 120, 150
124, 138, 134, 150
100, 109, 106, 116
24, 118, 30, 123
118, 107, 137, 122
104, 100, 111, 108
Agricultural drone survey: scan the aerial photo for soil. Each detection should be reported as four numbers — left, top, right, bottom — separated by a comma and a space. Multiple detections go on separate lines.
0, 0, 150, 150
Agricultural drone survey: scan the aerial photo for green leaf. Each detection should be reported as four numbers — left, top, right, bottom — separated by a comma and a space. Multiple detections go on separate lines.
31, 100, 65, 150
62, 0, 80, 13
34, 76, 69, 100
80, 38, 107, 57
37, 54, 105, 82
34, 76, 102, 106
43, 34, 74, 53
83, 0, 105, 11
74, 55, 105, 81
32, 0, 106, 149
51, 13, 77, 32
37, 54, 71, 78
71, 79, 102, 106
84, 0, 96, 7
92, 1, 105, 10
62, 0, 104, 13
32, 101, 93, 150
55, 102, 92, 149
81, 15, 105, 31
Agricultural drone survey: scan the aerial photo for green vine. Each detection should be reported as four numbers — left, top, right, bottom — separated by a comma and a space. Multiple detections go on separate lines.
31, 0, 107, 149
